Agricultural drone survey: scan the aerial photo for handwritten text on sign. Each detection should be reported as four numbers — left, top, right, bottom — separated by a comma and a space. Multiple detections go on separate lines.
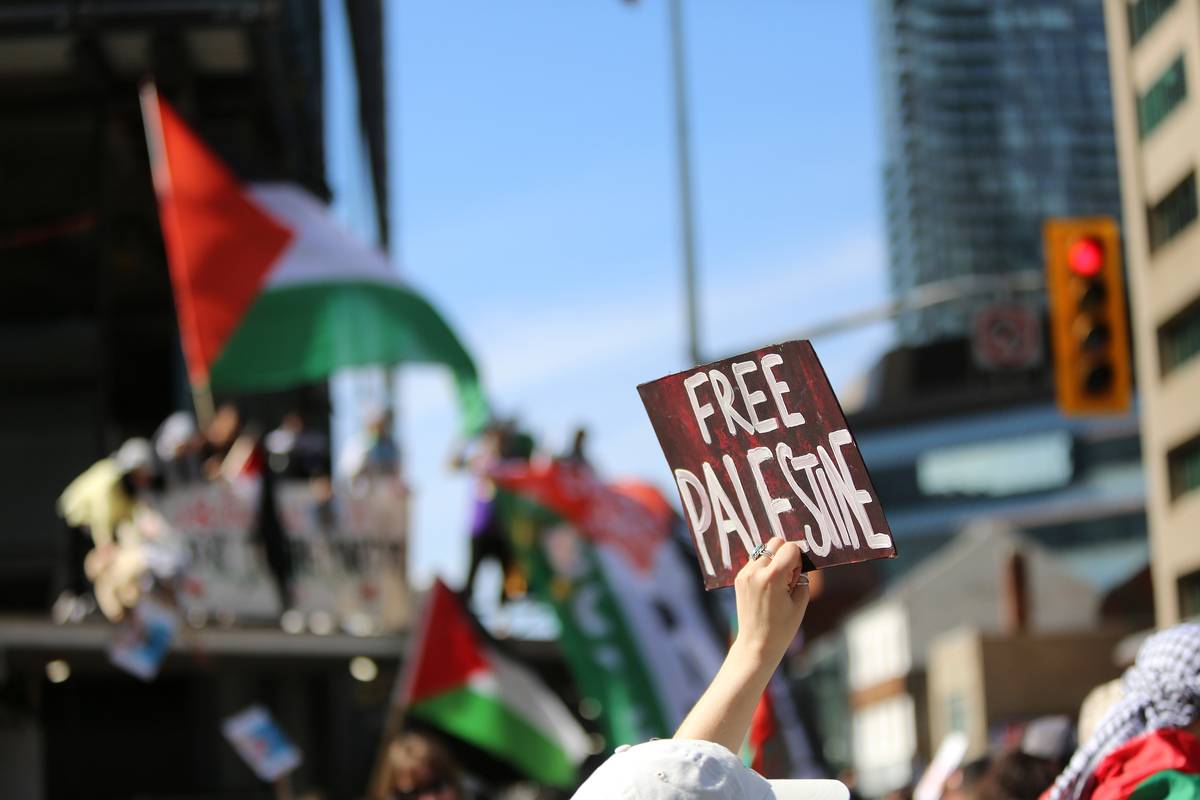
638, 340, 895, 589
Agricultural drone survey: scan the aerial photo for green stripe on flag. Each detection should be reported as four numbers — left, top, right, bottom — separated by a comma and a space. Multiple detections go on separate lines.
498, 492, 671, 747
408, 686, 580, 788
210, 280, 489, 432
1131, 770, 1200, 799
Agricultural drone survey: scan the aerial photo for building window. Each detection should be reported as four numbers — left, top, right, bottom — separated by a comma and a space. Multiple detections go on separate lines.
1128, 0, 1177, 45
1168, 434, 1200, 501
1148, 172, 1198, 251
1159, 298, 1200, 375
1179, 569, 1200, 618
1139, 57, 1187, 137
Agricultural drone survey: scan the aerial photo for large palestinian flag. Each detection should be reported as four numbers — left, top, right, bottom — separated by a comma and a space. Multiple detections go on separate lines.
397, 579, 590, 787
139, 85, 487, 431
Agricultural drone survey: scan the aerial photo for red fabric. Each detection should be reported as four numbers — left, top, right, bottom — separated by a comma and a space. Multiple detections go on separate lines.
144, 88, 293, 386
403, 579, 489, 704
748, 688, 776, 773
490, 461, 670, 573
1088, 729, 1200, 800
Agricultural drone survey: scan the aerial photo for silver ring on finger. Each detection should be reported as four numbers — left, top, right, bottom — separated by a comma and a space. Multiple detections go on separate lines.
750, 543, 773, 561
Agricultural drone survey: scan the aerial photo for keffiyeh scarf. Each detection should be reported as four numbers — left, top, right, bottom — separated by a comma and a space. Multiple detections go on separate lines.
1045, 623, 1200, 800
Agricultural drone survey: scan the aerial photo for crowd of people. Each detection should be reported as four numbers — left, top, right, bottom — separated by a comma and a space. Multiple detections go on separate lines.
366, 534, 1200, 800
52, 410, 1200, 800
53, 403, 399, 625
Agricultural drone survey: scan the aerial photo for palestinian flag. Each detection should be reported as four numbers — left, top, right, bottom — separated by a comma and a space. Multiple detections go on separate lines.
139, 84, 487, 431
397, 579, 591, 787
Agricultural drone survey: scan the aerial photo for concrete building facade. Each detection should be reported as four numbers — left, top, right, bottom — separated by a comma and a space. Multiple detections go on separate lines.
926, 627, 1126, 761
873, 0, 1123, 345
1102, 0, 1200, 624
841, 525, 1102, 796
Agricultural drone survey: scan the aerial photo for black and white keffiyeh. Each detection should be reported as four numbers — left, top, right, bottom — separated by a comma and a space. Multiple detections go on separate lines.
1044, 623, 1200, 800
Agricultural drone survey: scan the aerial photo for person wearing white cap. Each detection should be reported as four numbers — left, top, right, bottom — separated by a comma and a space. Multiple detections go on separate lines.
572, 536, 849, 800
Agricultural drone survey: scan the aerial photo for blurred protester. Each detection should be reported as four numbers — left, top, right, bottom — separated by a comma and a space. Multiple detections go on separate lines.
496, 783, 563, 800
267, 411, 332, 480
1077, 680, 1124, 744
1023, 717, 1075, 774
55, 438, 159, 620
454, 420, 528, 604
1045, 623, 1200, 800
338, 407, 398, 482
974, 750, 1058, 800
154, 411, 205, 486
255, 429, 295, 614
362, 408, 399, 476
573, 537, 848, 799
202, 402, 244, 477
59, 437, 157, 551
838, 768, 865, 800
559, 426, 591, 470
199, 402, 268, 480
944, 757, 993, 800
373, 731, 464, 800
84, 503, 191, 622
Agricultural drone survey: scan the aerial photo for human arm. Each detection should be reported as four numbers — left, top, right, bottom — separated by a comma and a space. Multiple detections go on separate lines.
673, 536, 810, 753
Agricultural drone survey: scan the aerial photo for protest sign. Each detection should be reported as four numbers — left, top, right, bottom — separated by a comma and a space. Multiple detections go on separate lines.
222, 705, 302, 782
108, 598, 178, 681
157, 478, 411, 631
638, 340, 895, 589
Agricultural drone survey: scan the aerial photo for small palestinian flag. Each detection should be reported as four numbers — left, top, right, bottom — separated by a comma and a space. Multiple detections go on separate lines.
397, 579, 591, 787
139, 84, 487, 431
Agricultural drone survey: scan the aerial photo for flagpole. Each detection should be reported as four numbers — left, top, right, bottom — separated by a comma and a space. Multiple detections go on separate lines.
368, 581, 435, 797
140, 81, 217, 429
193, 383, 215, 429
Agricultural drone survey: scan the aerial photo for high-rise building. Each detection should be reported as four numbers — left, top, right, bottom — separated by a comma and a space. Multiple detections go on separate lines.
0, 3, 397, 797
1102, 0, 1200, 625
875, 0, 1124, 344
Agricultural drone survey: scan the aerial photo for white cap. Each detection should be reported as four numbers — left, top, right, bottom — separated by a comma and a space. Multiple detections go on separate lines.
572, 739, 849, 800
154, 412, 196, 460
114, 438, 155, 474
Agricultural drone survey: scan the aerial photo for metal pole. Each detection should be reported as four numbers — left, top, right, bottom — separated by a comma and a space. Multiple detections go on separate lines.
719, 270, 1048, 361
668, 0, 703, 366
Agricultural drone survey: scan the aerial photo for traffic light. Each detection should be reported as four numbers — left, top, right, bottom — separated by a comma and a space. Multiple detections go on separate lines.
1043, 217, 1132, 415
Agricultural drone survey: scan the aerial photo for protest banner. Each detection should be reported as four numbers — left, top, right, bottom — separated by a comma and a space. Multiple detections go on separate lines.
108, 598, 178, 681
638, 340, 896, 589
493, 480, 671, 746
221, 705, 302, 782
157, 478, 411, 631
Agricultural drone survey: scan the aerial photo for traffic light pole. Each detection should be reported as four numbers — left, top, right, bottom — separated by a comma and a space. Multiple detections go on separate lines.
719, 270, 1047, 361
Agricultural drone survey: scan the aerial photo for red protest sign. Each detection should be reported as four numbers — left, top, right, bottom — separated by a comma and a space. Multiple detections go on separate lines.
638, 340, 896, 589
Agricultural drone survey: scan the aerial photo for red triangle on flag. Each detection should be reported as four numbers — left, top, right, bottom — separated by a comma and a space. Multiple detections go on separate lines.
140, 85, 295, 388
402, 579, 491, 706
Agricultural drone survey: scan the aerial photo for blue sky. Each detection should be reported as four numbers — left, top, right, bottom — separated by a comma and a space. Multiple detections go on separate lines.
329, 0, 893, 588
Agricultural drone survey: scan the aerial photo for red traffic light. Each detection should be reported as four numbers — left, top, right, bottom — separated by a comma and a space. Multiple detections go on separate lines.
1067, 236, 1104, 278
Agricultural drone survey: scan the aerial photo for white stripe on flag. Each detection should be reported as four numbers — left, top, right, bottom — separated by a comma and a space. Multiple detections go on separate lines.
470, 647, 592, 764
248, 183, 404, 290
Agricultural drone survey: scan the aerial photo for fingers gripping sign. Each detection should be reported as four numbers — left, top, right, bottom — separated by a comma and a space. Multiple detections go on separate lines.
734, 537, 810, 665
672, 536, 813, 751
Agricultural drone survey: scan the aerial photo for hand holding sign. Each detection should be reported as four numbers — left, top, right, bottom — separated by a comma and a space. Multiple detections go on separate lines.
638, 340, 896, 589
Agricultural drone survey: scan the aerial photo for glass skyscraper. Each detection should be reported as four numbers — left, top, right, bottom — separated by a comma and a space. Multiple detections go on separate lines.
874, 0, 1123, 344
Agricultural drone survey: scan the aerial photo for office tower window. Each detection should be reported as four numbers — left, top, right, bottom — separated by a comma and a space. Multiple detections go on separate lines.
1128, 0, 1177, 45
1179, 568, 1200, 618
1159, 297, 1200, 375
1168, 433, 1200, 501
1139, 56, 1187, 137
1148, 172, 1198, 251
875, 0, 1121, 345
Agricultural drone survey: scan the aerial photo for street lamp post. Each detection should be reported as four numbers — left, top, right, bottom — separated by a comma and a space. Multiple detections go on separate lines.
666, 0, 703, 366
